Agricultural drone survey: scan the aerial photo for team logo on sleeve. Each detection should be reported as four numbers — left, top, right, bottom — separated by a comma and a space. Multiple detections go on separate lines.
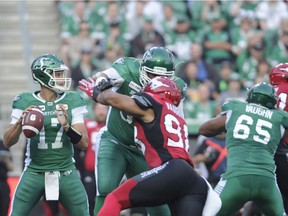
114, 58, 125, 65
13, 94, 21, 102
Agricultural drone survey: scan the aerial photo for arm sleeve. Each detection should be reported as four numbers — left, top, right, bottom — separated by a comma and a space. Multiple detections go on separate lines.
132, 93, 153, 110
10, 109, 23, 124
102, 68, 123, 82
71, 105, 87, 125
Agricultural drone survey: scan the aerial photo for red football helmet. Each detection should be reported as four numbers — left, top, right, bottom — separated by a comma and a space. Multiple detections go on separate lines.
144, 77, 181, 106
269, 63, 288, 86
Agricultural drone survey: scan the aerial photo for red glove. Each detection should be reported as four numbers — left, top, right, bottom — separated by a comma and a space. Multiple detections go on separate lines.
78, 77, 113, 101
78, 77, 96, 98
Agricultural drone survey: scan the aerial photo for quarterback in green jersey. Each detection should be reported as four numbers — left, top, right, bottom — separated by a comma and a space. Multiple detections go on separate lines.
3, 54, 89, 216
199, 82, 288, 216
80, 47, 187, 215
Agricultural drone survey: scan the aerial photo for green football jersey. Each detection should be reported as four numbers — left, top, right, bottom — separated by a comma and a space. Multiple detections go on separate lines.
106, 57, 187, 145
222, 99, 288, 179
12, 91, 87, 172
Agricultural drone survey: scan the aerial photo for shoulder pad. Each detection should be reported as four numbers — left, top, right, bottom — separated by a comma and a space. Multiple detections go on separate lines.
132, 93, 153, 110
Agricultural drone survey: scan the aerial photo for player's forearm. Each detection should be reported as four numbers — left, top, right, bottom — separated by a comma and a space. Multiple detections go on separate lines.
63, 123, 88, 150
74, 131, 88, 150
97, 91, 132, 111
3, 120, 23, 148
199, 115, 226, 137
97, 91, 146, 118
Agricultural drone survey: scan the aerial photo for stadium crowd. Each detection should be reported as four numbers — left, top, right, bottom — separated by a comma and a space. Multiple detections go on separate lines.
56, 0, 288, 130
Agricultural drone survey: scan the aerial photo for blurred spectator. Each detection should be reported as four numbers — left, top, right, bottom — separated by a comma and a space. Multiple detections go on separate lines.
161, 3, 177, 45
167, 15, 198, 61
105, 21, 129, 57
236, 33, 267, 88
60, 1, 91, 41
60, 21, 97, 67
185, 1, 205, 31
268, 29, 288, 66
201, 0, 227, 32
124, 1, 146, 41
0, 139, 13, 216
178, 60, 203, 101
162, 1, 187, 19
88, 1, 107, 44
264, 17, 288, 52
189, 43, 209, 82
70, 48, 99, 89
99, 46, 122, 70
213, 61, 234, 99
129, 15, 165, 58
142, 0, 164, 33
192, 135, 227, 187
256, 0, 288, 32
184, 83, 217, 136
230, 15, 258, 56
255, 59, 270, 83
227, 0, 258, 29
217, 73, 246, 110
104, 1, 126, 34
89, 1, 126, 59
83, 102, 108, 216
202, 14, 233, 83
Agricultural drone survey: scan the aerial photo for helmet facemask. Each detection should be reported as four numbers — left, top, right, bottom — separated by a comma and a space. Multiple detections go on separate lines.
140, 66, 175, 86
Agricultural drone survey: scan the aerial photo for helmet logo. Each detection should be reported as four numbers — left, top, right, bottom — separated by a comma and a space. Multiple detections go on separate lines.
143, 52, 152, 62
150, 79, 169, 90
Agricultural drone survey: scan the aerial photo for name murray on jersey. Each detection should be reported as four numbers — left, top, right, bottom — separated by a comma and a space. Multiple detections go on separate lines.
246, 104, 273, 119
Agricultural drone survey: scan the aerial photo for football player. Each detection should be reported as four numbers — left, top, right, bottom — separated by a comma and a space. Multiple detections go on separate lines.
79, 76, 221, 216
199, 82, 288, 216
3, 54, 89, 216
270, 63, 288, 213
83, 102, 108, 216
79, 46, 187, 215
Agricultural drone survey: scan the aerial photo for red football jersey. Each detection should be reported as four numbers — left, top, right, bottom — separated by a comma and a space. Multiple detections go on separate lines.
134, 92, 193, 168
275, 83, 288, 112
84, 119, 105, 171
275, 83, 288, 149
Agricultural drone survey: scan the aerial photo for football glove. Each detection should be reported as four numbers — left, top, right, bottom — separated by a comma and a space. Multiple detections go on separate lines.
92, 78, 113, 102
78, 77, 113, 102
78, 77, 97, 98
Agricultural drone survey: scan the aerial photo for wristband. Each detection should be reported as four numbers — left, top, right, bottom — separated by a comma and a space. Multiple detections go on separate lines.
66, 126, 82, 144
62, 123, 70, 130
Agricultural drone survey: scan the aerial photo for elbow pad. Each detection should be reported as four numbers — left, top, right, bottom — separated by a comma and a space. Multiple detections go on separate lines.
132, 94, 152, 110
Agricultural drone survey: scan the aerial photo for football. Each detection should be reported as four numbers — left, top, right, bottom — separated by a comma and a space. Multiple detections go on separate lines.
22, 106, 44, 138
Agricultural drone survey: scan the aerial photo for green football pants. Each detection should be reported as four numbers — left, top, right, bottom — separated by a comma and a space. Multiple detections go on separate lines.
215, 175, 284, 216
10, 169, 89, 216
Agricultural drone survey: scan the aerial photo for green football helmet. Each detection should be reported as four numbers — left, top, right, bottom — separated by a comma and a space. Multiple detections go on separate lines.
246, 82, 277, 109
31, 54, 71, 93
140, 47, 175, 86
